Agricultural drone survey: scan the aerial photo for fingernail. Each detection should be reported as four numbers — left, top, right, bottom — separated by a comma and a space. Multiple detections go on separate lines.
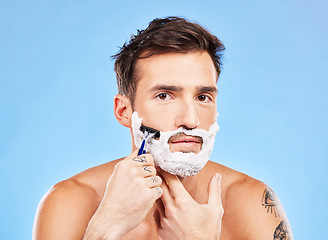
155, 187, 162, 195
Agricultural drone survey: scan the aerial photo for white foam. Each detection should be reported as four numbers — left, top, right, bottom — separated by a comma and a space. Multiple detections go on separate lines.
132, 112, 219, 177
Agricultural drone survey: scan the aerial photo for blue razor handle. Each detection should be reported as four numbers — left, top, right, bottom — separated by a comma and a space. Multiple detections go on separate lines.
137, 125, 160, 156
138, 139, 146, 156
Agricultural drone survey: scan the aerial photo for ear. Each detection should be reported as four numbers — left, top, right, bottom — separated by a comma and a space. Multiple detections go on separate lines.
114, 94, 133, 128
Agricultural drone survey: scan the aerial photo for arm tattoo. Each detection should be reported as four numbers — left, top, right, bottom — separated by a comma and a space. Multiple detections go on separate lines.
274, 220, 290, 240
133, 156, 147, 163
262, 187, 281, 218
143, 166, 152, 173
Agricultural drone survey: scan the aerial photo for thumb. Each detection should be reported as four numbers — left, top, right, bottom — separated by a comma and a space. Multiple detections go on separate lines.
207, 173, 222, 207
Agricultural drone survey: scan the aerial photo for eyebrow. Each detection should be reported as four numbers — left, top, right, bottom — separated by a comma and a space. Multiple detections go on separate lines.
147, 84, 218, 94
147, 84, 183, 92
196, 86, 218, 94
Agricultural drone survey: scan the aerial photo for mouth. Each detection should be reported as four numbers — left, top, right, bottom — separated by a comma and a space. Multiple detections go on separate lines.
168, 133, 203, 153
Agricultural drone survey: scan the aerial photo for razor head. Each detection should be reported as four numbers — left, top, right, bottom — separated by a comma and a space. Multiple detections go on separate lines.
140, 125, 160, 138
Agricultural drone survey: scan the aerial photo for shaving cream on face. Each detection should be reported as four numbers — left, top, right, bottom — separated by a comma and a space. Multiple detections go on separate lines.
132, 112, 219, 177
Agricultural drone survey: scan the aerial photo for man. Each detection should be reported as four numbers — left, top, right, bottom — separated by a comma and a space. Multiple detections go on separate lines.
33, 17, 293, 239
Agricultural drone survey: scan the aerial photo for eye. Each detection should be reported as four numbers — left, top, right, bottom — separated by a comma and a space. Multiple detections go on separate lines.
155, 93, 172, 101
197, 94, 211, 102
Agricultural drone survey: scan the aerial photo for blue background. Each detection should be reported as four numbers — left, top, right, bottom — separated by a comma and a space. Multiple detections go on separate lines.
1, 0, 327, 239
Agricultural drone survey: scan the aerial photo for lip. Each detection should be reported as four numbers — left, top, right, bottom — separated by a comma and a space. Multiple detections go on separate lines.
168, 134, 203, 153
170, 137, 201, 144
168, 134, 203, 144
169, 141, 201, 151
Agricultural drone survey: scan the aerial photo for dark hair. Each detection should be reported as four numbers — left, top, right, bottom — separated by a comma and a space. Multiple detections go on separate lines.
112, 16, 225, 104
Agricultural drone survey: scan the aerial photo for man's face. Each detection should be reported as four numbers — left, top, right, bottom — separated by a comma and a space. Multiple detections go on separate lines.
133, 51, 218, 154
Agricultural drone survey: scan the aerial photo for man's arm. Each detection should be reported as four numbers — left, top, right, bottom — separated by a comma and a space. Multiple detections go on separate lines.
228, 179, 293, 240
33, 151, 163, 240
33, 179, 99, 240
261, 187, 293, 240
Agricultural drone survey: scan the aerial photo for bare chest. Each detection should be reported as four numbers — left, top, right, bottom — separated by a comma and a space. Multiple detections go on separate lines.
121, 218, 237, 240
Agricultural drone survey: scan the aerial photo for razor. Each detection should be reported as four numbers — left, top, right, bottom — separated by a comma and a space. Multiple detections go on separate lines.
137, 125, 160, 155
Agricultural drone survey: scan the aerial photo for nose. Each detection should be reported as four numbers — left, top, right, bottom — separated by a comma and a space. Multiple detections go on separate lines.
175, 101, 199, 130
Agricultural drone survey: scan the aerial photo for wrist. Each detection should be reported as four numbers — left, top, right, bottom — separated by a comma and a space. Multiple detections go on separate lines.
83, 225, 122, 240
83, 213, 124, 240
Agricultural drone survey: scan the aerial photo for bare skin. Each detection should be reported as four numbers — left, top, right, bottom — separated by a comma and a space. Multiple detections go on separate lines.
33, 159, 291, 239
33, 52, 293, 239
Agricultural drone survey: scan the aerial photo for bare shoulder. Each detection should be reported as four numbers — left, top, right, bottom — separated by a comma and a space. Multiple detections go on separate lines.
203, 161, 263, 195
205, 161, 293, 240
33, 158, 122, 240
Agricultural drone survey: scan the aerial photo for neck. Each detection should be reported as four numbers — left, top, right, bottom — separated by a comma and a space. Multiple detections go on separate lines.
178, 174, 199, 198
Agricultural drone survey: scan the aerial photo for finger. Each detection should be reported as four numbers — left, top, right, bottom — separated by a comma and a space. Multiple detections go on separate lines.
160, 179, 174, 207
146, 176, 162, 188
131, 153, 155, 167
152, 186, 163, 200
207, 173, 222, 207
141, 166, 156, 177
127, 149, 139, 159
159, 169, 190, 199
